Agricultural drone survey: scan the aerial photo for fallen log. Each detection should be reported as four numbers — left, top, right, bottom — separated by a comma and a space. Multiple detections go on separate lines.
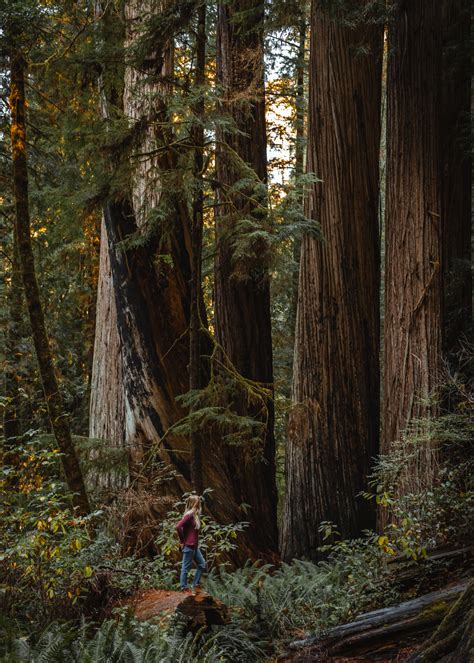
406, 579, 473, 663
289, 580, 469, 659
128, 589, 230, 631
387, 547, 472, 591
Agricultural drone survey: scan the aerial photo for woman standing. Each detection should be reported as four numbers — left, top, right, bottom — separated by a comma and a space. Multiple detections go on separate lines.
176, 494, 206, 592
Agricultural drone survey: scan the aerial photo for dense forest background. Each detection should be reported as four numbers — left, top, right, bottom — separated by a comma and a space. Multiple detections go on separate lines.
0, 0, 472, 661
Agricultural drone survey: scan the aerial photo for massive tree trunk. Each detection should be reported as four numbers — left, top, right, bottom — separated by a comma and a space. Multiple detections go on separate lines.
441, 0, 472, 354
91, 0, 203, 490
215, 0, 278, 553
382, 1, 443, 494
89, 218, 127, 489
281, 1, 382, 560
90, 1, 267, 554
10, 54, 90, 514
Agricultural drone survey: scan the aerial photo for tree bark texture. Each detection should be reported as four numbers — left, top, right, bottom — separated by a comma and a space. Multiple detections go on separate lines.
9, 54, 90, 514
89, 218, 127, 489
441, 0, 472, 353
3, 232, 22, 453
282, 1, 382, 560
91, 0, 205, 490
383, 1, 443, 494
189, 0, 206, 495
91, 2, 267, 555
215, 0, 278, 553
289, 17, 307, 333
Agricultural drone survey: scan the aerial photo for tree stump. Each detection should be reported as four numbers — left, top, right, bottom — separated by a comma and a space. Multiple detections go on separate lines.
129, 589, 230, 631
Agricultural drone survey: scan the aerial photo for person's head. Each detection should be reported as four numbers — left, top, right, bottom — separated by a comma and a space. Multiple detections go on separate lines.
184, 494, 201, 528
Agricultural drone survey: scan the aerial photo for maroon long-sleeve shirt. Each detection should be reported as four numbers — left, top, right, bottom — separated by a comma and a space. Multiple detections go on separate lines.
176, 512, 199, 548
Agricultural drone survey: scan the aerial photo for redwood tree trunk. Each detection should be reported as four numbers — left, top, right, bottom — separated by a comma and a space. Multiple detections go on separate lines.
289, 17, 307, 332
189, 0, 206, 495
215, 0, 278, 553
10, 54, 90, 515
441, 0, 472, 354
89, 218, 127, 489
281, 1, 382, 560
382, 1, 443, 492
90, 1, 259, 548
91, 0, 204, 493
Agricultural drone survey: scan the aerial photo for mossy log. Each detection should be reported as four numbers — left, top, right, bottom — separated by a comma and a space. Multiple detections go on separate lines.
128, 589, 230, 631
406, 579, 473, 662
289, 580, 469, 658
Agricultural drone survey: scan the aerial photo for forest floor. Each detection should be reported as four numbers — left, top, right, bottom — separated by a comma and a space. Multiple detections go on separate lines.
120, 548, 472, 662
282, 567, 472, 662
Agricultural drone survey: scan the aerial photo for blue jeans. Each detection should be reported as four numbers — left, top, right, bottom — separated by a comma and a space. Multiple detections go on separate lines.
180, 546, 206, 590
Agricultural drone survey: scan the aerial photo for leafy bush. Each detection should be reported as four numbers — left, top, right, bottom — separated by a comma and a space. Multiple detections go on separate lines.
367, 411, 473, 559
0, 433, 104, 624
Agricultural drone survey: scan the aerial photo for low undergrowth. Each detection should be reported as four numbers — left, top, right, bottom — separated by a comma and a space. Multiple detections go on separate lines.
1, 394, 471, 662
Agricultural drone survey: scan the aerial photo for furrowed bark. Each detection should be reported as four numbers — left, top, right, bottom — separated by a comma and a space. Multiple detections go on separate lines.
89, 218, 127, 489
91, 2, 258, 549
282, 0, 382, 560
215, 0, 278, 553
9, 54, 90, 514
441, 0, 472, 353
91, 0, 195, 488
383, 1, 443, 498
189, 0, 206, 495
289, 17, 307, 333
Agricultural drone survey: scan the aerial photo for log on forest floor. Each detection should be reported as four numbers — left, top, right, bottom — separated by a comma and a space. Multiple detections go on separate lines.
288, 580, 470, 661
386, 546, 472, 592
127, 589, 230, 631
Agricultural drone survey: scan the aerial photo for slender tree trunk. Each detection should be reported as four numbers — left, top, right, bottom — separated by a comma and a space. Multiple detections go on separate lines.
3, 232, 22, 453
189, 1, 206, 494
382, 1, 443, 493
215, 0, 278, 553
282, 1, 382, 560
441, 0, 472, 353
9, 54, 90, 514
289, 17, 306, 332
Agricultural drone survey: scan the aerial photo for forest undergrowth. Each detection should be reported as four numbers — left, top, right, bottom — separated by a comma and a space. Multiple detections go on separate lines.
1, 392, 472, 663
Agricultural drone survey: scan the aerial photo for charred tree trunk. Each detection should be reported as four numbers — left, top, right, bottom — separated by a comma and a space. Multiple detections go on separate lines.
441, 0, 472, 354
9, 54, 90, 514
282, 1, 382, 560
91, 0, 203, 493
215, 0, 278, 553
90, 1, 257, 549
383, 1, 443, 495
